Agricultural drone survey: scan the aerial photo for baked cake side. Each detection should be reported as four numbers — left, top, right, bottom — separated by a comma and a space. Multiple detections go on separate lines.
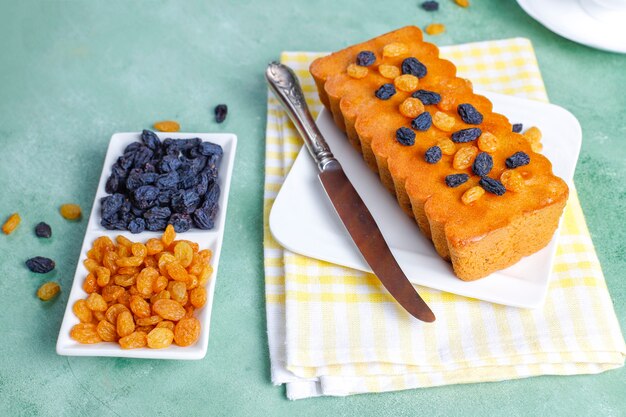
310, 26, 568, 281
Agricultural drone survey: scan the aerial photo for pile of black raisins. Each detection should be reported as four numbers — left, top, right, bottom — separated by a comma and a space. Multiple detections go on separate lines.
101, 130, 222, 233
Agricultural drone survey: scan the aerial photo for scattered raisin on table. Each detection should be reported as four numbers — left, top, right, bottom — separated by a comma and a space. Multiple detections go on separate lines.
425, 23, 446, 36
215, 104, 228, 123
2, 213, 21, 235
35, 222, 52, 238
26, 256, 55, 273
455, 0, 470, 7
421, 1, 439, 11
60, 204, 82, 220
153, 120, 180, 132
37, 282, 60, 301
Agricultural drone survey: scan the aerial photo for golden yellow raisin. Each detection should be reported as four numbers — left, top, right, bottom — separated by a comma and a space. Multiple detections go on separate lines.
86, 293, 107, 311
118, 266, 139, 275
117, 244, 130, 258
437, 138, 456, 155
500, 170, 524, 192
70, 323, 102, 344
153, 299, 186, 321
437, 95, 455, 112
477, 132, 499, 153
116, 235, 133, 248
190, 287, 207, 309
130, 295, 151, 318
394, 74, 419, 92
150, 290, 171, 304
524, 126, 542, 144
102, 251, 119, 274
399, 98, 425, 118
453, 146, 478, 170
174, 242, 194, 268
116, 256, 144, 267
83, 259, 99, 273
156, 321, 175, 331
174, 317, 201, 347
425, 23, 446, 36
166, 262, 189, 282
37, 281, 60, 301
136, 267, 158, 297
101, 285, 124, 303
187, 274, 198, 290
153, 120, 180, 132
147, 328, 174, 349
462, 186, 485, 205
116, 310, 135, 337
378, 64, 401, 79
198, 264, 213, 287
146, 238, 165, 255
346, 63, 368, 79
95, 266, 111, 287
117, 290, 131, 307
60, 204, 82, 220
162, 224, 176, 246
531, 142, 543, 153
83, 273, 98, 294
2, 213, 21, 234
114, 274, 135, 287
157, 253, 177, 276
73, 300, 93, 323
93, 310, 105, 322
131, 243, 147, 258
168, 281, 187, 304
136, 315, 162, 326
184, 305, 195, 318
153, 275, 169, 293
136, 325, 155, 334
105, 303, 129, 324
382, 42, 409, 58
143, 256, 157, 268
432, 111, 456, 132
455, 0, 470, 7
96, 320, 117, 342
119, 331, 147, 349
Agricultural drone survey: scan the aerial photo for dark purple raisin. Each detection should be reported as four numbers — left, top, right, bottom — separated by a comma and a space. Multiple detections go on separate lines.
215, 104, 228, 123
505, 151, 530, 169
451, 128, 482, 143
375, 83, 396, 100
424, 146, 442, 164
169, 213, 192, 233
101, 193, 125, 220
125, 170, 144, 191
198, 142, 223, 158
141, 130, 161, 150
412, 89, 441, 105
411, 112, 432, 131
132, 185, 160, 210
457, 103, 483, 125
105, 174, 120, 194
401, 57, 427, 78
512, 123, 523, 133
158, 155, 182, 173
156, 172, 179, 190
193, 202, 219, 230
25, 256, 55, 273
356, 50, 376, 67
35, 222, 52, 238
131, 146, 153, 169
171, 190, 201, 214
421, 0, 439, 11
472, 152, 493, 176
128, 217, 146, 234
445, 173, 469, 188
395, 127, 416, 146
479, 177, 506, 196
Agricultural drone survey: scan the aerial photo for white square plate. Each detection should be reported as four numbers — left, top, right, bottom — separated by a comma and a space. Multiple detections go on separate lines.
269, 91, 581, 308
57, 131, 237, 359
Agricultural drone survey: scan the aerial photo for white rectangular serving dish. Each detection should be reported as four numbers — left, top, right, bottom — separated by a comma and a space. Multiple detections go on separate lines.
269, 91, 581, 308
57, 131, 237, 360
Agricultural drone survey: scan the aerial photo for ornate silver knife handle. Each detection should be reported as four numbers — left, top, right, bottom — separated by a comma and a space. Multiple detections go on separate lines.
265, 62, 338, 172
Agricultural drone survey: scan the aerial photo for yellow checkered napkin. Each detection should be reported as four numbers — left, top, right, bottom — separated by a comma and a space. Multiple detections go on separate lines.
263, 38, 626, 400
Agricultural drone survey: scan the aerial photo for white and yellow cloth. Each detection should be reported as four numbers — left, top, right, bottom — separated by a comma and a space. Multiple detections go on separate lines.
263, 38, 625, 400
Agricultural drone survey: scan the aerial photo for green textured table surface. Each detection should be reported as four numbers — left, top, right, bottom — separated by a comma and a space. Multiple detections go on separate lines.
1, 1, 624, 416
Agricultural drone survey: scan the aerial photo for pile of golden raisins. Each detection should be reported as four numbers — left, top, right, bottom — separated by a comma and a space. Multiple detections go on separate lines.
70, 225, 212, 349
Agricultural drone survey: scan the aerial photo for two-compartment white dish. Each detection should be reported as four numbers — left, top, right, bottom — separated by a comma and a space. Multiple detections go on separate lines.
56, 131, 237, 360
270, 91, 581, 309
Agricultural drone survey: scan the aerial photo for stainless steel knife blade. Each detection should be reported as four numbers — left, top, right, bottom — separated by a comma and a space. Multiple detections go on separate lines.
265, 62, 435, 322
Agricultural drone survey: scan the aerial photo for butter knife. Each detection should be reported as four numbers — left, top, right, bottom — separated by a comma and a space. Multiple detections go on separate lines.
265, 62, 435, 322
